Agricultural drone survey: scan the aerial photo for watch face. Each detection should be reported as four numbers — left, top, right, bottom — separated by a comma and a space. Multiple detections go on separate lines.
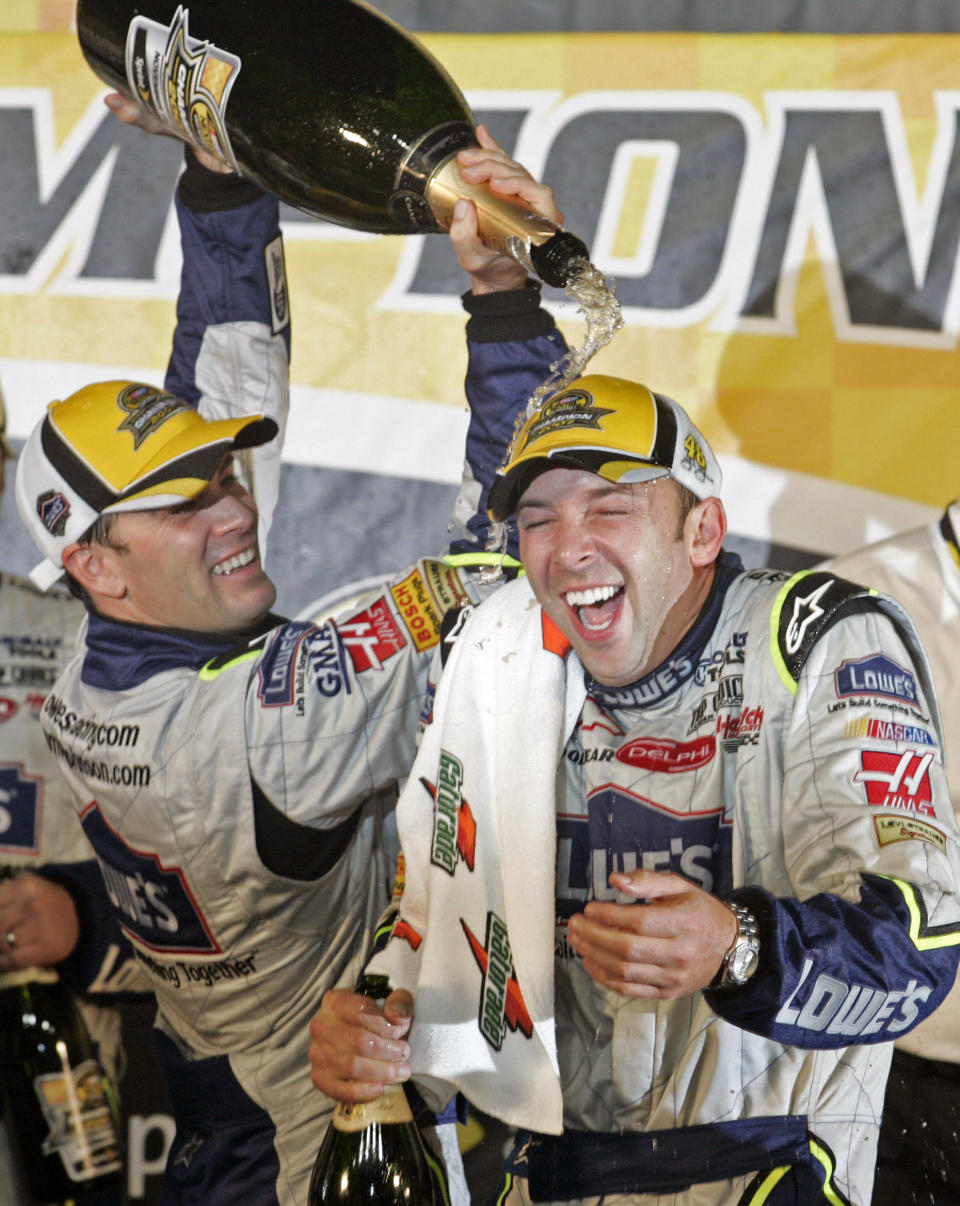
730, 945, 759, 983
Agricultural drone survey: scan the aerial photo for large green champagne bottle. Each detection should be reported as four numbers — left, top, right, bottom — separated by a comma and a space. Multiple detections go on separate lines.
307, 973, 436, 1205
76, 0, 589, 287
0, 967, 124, 1204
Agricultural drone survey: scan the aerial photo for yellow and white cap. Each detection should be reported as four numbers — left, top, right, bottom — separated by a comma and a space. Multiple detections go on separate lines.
487, 374, 721, 521
15, 380, 278, 590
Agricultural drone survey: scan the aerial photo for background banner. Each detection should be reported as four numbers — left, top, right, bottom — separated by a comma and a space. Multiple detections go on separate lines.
3, 3, 960, 1200
2, 9, 959, 615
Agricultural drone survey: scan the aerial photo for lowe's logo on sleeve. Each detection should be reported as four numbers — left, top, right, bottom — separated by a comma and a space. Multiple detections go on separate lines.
834, 654, 920, 710
257, 622, 312, 707
776, 957, 931, 1038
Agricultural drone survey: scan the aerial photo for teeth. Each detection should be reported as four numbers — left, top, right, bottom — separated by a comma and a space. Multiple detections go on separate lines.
564, 585, 618, 607
213, 548, 256, 576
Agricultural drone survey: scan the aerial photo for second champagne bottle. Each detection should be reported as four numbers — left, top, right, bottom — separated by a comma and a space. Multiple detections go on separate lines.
307, 974, 438, 1206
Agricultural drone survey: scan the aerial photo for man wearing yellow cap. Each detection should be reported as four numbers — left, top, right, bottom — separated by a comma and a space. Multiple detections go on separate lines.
10, 111, 570, 1206
311, 375, 960, 1206
0, 99, 299, 1203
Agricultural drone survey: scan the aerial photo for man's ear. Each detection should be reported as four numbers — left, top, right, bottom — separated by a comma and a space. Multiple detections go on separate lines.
61, 542, 127, 601
686, 497, 727, 568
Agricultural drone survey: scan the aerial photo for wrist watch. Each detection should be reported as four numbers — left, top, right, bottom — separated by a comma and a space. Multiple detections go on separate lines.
711, 901, 760, 990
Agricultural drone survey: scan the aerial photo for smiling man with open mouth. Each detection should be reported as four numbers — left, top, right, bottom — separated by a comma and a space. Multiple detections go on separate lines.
311, 372, 960, 1206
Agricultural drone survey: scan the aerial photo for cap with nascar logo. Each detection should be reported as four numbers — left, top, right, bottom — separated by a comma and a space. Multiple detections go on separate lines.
487, 375, 722, 522
15, 380, 277, 591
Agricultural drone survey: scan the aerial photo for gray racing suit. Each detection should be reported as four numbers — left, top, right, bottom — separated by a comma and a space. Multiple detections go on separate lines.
37, 160, 565, 1205
402, 556, 960, 1206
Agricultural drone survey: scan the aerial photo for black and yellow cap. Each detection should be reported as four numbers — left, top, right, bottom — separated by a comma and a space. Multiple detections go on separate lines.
15, 380, 277, 589
487, 374, 721, 521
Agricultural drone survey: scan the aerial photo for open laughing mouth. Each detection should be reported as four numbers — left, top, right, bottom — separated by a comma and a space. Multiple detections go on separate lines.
212, 548, 257, 576
563, 585, 624, 632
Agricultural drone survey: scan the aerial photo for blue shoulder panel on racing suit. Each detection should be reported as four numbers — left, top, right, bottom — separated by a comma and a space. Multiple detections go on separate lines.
452, 282, 567, 557
165, 185, 289, 407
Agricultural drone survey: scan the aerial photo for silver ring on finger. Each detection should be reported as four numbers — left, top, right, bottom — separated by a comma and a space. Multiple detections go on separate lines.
5, 929, 15, 949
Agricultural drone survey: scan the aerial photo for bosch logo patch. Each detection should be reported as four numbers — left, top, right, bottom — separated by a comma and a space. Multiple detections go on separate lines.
36, 490, 70, 537
391, 570, 441, 651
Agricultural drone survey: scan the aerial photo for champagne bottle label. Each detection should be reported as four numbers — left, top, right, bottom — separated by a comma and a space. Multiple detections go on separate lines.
34, 1055, 123, 1182
126, 6, 241, 168
330, 1084, 415, 1133
390, 120, 473, 229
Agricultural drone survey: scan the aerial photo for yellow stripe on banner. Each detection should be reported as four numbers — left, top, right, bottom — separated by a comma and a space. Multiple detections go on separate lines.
880, 875, 960, 951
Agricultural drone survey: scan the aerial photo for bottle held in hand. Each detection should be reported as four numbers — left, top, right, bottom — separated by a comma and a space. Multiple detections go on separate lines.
0, 877, 123, 1205
76, 0, 589, 286
307, 973, 436, 1206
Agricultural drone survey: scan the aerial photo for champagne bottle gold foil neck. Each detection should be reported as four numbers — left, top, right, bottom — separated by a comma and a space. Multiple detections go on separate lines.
331, 1084, 415, 1132
426, 156, 561, 251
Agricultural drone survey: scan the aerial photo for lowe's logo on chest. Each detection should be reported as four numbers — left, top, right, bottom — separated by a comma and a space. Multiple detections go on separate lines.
80, 803, 221, 956
556, 789, 733, 919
